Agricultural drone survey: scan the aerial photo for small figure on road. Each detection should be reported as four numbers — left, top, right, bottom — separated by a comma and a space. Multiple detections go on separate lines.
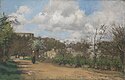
32, 50, 36, 64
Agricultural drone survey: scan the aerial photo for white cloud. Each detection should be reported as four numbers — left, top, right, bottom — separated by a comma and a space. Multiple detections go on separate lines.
31, 0, 87, 41
10, 13, 28, 24
9, 6, 31, 32
31, 0, 125, 41
84, 23, 95, 33
68, 31, 82, 42
16, 6, 31, 14
32, 0, 86, 31
8, 0, 125, 42
89, 1, 125, 26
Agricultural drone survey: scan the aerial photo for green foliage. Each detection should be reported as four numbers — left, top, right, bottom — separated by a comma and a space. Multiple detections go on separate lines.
0, 61, 22, 80
53, 54, 64, 64
53, 53, 73, 65
53, 54, 88, 67
23, 57, 32, 60
43, 37, 65, 51
72, 55, 84, 67
53, 52, 122, 71
0, 15, 14, 62
111, 57, 122, 69
95, 56, 122, 70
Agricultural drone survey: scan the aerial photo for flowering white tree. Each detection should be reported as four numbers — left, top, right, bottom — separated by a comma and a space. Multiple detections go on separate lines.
31, 38, 45, 57
31, 39, 44, 51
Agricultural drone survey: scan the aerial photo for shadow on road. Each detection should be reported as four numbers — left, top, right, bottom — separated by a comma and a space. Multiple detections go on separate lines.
0, 60, 23, 80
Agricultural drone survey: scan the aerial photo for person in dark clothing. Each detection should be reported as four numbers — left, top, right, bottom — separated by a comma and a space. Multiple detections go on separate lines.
32, 56, 36, 64
32, 51, 36, 64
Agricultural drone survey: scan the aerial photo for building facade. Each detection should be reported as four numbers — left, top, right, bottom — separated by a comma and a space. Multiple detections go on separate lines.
16, 32, 34, 38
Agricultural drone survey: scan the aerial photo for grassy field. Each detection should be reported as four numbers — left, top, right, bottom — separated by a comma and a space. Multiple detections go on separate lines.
0, 60, 22, 80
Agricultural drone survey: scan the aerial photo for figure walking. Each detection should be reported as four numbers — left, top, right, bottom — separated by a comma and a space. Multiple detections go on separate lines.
32, 51, 36, 64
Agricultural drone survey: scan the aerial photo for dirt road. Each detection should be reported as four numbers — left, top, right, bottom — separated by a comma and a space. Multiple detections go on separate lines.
15, 60, 124, 80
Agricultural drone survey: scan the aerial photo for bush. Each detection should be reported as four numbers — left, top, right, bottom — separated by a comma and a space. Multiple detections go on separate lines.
86, 59, 93, 68
95, 56, 122, 70
52, 53, 122, 72
110, 57, 122, 71
53, 54, 87, 67
53, 53, 73, 65
96, 57, 111, 70
72, 55, 84, 67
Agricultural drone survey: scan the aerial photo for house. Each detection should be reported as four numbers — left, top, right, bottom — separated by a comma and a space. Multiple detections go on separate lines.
16, 32, 34, 38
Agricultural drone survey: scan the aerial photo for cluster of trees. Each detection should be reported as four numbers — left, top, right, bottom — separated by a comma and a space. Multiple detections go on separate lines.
0, 14, 14, 62
0, 13, 32, 62
23, 25, 124, 74
32, 28, 125, 75
14, 25, 125, 74
53, 41, 91, 67
10, 34, 32, 58
95, 26, 125, 73
0, 11, 32, 62
29, 37, 65, 52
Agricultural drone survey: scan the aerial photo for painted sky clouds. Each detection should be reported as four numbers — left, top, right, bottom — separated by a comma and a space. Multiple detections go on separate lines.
1, 0, 125, 42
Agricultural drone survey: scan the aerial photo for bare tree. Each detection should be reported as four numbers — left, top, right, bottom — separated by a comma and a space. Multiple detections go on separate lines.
112, 26, 125, 74
93, 25, 107, 68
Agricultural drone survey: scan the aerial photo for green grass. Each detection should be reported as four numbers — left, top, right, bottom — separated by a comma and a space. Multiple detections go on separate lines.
0, 60, 23, 80
23, 57, 32, 60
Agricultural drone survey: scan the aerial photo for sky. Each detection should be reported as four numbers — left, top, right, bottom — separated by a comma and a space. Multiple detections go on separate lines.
1, 0, 125, 42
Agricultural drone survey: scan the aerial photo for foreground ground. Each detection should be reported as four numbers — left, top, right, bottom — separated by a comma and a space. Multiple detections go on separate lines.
0, 60, 22, 80
14, 60, 124, 80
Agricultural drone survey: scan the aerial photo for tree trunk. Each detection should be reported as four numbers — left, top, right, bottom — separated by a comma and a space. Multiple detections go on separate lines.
123, 52, 125, 75
93, 29, 97, 68
120, 51, 125, 74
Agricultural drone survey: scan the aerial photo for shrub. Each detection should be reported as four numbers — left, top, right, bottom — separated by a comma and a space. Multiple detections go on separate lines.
53, 54, 87, 67
111, 57, 122, 71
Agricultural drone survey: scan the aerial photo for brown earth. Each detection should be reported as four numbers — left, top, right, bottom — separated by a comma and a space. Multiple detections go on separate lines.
14, 60, 124, 80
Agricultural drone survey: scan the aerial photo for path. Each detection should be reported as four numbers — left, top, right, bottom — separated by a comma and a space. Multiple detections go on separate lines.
14, 60, 124, 80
